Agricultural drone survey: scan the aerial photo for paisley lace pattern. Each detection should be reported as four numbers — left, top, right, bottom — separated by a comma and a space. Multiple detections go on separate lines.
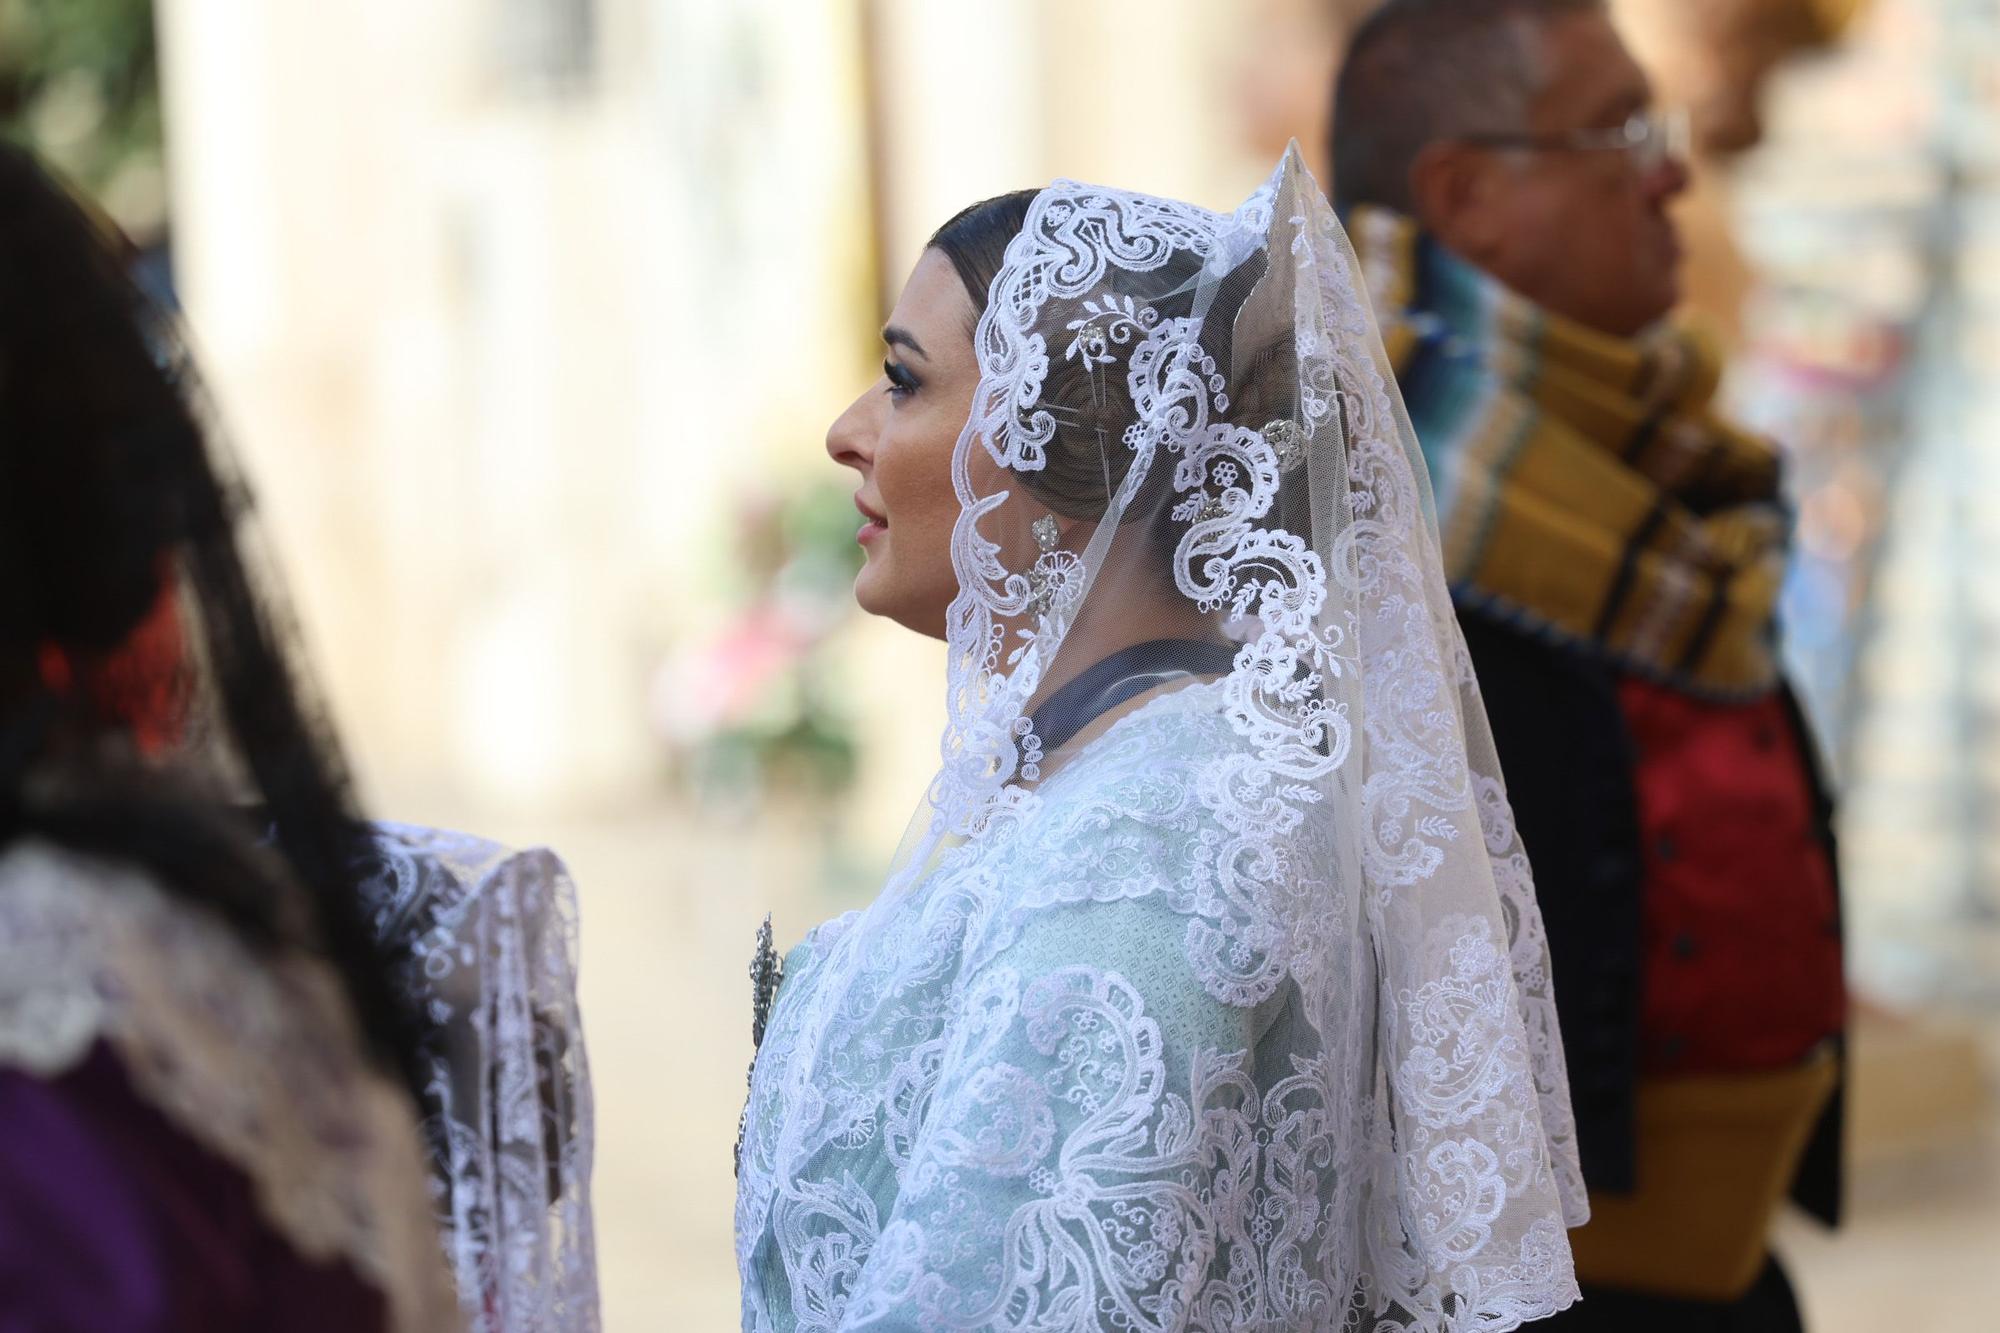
355, 823, 600, 1333
739, 149, 1583, 1332
0, 839, 461, 1333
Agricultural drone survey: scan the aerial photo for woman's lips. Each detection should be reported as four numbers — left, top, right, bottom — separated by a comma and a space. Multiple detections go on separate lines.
853, 494, 887, 545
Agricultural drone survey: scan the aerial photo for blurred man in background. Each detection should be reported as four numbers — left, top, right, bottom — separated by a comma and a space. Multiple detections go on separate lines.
1331, 2, 1844, 1329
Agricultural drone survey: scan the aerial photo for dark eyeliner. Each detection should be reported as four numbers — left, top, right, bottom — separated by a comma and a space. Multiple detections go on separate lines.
884, 359, 920, 397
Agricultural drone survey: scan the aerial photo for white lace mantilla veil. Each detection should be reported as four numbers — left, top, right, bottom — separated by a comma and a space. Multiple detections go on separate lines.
736, 147, 1586, 1332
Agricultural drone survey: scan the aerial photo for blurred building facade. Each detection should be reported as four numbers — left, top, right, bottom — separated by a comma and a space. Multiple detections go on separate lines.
156, 0, 878, 810
151, 0, 1317, 833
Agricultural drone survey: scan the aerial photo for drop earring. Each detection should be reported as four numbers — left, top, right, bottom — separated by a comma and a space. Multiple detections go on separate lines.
1027, 514, 1073, 619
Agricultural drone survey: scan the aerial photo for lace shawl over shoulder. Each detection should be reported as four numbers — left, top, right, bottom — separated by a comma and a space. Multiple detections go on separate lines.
355, 822, 600, 1333
742, 691, 1576, 1332
0, 839, 461, 1333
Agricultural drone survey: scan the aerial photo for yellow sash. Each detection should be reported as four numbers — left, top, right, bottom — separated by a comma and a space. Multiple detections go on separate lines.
1568, 1049, 1839, 1300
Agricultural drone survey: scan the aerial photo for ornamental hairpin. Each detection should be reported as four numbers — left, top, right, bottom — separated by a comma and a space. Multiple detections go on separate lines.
1264, 419, 1307, 473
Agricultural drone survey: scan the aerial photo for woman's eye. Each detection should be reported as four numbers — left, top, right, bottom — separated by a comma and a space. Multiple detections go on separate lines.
884, 359, 919, 399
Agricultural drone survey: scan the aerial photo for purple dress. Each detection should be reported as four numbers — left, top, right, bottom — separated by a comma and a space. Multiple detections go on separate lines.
0, 1043, 388, 1331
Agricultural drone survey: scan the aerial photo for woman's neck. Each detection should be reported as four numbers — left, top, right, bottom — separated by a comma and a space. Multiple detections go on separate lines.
1010, 582, 1221, 770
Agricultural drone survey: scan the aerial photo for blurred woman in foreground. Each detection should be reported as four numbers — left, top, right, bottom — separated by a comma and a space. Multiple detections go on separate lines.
0, 143, 458, 1331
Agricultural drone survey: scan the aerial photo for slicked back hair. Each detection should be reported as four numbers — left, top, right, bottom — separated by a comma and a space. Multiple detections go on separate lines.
1331, 0, 1605, 214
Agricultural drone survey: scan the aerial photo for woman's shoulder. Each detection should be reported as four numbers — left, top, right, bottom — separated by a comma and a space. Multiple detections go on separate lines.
354, 820, 585, 1013
359, 820, 577, 935
942, 685, 1242, 950
1035, 677, 1239, 798
1011, 681, 1253, 872
0, 836, 457, 1330
966, 680, 1322, 1010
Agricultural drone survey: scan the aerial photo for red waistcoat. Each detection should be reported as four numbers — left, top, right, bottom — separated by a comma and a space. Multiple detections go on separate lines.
1616, 678, 1845, 1075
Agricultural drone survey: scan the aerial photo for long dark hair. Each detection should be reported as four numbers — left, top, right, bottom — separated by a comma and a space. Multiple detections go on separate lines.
0, 144, 425, 1098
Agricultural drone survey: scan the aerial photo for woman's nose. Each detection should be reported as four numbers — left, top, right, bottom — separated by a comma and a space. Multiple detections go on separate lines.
825, 384, 880, 474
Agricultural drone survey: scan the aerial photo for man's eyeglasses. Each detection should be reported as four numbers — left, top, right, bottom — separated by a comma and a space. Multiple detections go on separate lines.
1456, 109, 1691, 175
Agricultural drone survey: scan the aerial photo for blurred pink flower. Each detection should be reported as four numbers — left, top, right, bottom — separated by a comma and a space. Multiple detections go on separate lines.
651, 602, 815, 745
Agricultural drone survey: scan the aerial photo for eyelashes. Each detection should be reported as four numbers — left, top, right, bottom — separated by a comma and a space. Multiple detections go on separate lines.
884, 359, 920, 399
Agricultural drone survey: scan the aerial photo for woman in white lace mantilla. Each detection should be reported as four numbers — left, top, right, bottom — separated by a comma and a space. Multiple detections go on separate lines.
735, 149, 1587, 1332
0, 143, 457, 1333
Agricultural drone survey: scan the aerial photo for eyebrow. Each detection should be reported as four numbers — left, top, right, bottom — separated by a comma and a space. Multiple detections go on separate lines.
883, 325, 930, 361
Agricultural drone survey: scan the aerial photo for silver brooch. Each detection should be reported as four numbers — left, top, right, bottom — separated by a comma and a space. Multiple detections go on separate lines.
749, 911, 783, 1049
735, 912, 785, 1177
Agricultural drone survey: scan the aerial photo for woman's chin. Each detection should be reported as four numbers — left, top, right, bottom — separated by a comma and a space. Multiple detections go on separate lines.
852, 561, 890, 618
852, 566, 950, 641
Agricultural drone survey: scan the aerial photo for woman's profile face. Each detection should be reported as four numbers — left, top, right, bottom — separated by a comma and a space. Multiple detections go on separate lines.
825, 248, 981, 640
